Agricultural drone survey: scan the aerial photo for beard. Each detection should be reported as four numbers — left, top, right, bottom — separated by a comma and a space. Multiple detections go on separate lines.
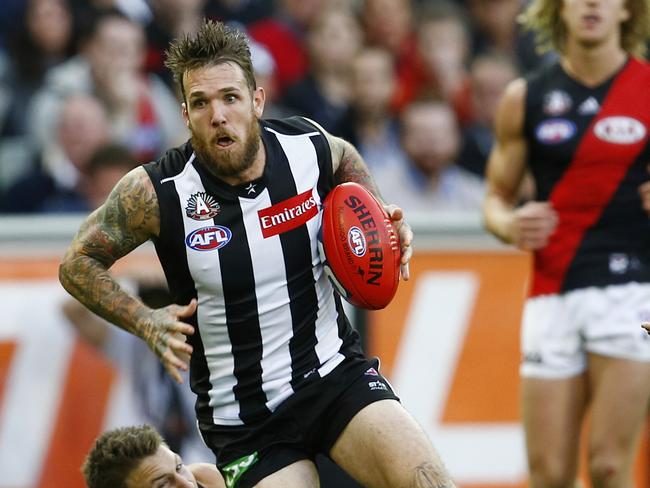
190, 117, 261, 180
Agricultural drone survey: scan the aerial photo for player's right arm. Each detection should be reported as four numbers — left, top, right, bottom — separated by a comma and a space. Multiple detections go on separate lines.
58, 166, 195, 383
482, 78, 558, 250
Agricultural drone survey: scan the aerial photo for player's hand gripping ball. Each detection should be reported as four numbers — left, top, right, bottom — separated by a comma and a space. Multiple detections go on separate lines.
319, 182, 400, 310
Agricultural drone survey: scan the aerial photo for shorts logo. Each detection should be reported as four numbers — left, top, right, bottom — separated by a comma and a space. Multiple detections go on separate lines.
185, 225, 232, 251
535, 119, 576, 144
364, 367, 379, 376
186, 192, 220, 220
368, 380, 388, 391
348, 226, 366, 257
594, 116, 646, 144
258, 189, 318, 238
222, 452, 259, 488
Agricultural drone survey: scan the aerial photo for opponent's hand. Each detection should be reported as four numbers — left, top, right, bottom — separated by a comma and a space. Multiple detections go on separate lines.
509, 201, 558, 251
137, 299, 197, 383
384, 204, 413, 281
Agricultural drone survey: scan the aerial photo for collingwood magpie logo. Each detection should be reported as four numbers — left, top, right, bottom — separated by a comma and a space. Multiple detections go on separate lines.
186, 192, 220, 220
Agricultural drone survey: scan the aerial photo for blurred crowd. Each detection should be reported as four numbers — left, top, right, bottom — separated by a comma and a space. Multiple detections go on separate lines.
0, 0, 554, 216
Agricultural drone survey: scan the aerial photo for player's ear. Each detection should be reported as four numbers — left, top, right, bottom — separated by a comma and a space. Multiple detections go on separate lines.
182, 102, 190, 127
253, 87, 265, 119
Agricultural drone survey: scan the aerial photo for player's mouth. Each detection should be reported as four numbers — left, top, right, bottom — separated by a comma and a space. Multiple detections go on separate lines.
582, 13, 601, 28
215, 136, 236, 148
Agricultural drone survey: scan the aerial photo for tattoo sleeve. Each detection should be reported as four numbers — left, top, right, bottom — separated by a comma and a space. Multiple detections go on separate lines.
58, 167, 160, 337
331, 137, 385, 204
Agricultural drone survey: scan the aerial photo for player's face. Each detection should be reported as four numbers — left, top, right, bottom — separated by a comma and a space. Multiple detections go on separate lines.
125, 445, 197, 488
182, 62, 265, 179
561, 0, 630, 48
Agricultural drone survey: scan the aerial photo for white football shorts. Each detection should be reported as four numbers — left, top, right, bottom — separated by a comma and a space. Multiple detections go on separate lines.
520, 282, 650, 378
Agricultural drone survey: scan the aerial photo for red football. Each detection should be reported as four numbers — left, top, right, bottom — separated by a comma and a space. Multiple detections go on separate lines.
320, 182, 401, 310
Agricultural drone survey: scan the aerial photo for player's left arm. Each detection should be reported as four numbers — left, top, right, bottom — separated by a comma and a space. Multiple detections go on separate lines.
328, 132, 413, 280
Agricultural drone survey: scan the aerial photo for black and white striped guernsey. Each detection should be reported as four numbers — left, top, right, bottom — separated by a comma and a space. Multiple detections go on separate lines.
144, 117, 362, 427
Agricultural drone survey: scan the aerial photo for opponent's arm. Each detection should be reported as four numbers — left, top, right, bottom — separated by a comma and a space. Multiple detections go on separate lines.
59, 166, 195, 382
483, 78, 558, 250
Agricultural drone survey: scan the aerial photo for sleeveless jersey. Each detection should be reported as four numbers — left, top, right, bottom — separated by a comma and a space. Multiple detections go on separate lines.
144, 117, 362, 426
523, 58, 650, 297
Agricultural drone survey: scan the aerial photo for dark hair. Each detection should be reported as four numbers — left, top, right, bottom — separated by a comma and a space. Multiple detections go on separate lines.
86, 144, 138, 175
165, 19, 256, 101
82, 424, 163, 488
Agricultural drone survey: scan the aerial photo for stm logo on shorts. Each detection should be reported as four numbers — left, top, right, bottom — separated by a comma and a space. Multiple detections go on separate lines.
185, 225, 232, 251
222, 452, 259, 488
258, 189, 318, 238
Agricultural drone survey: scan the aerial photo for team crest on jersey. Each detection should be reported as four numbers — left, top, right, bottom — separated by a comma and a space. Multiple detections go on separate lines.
185, 225, 232, 251
543, 90, 572, 116
594, 116, 647, 145
535, 119, 576, 144
186, 192, 220, 220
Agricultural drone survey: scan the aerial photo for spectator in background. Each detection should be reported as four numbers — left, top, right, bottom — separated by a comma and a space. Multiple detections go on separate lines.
338, 47, 405, 174
413, 1, 473, 126
282, 5, 362, 134
144, 0, 208, 89
247, 0, 330, 95
360, 0, 419, 112
0, 0, 76, 139
375, 100, 484, 213
27, 9, 186, 163
82, 143, 139, 209
251, 39, 292, 120
458, 52, 518, 178
1, 94, 109, 213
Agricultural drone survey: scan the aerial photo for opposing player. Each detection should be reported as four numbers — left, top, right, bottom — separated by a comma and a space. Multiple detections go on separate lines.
59, 20, 453, 488
83, 424, 224, 488
483, 0, 650, 486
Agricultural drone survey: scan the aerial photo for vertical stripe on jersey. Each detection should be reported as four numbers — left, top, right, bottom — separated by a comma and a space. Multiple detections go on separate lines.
167, 159, 243, 424
238, 190, 296, 411
534, 61, 650, 295
265, 128, 345, 386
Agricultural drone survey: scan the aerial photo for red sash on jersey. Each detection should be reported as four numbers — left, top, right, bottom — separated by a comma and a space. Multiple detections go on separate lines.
532, 58, 650, 296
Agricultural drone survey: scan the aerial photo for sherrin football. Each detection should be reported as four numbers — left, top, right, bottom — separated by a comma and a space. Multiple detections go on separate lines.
320, 182, 401, 310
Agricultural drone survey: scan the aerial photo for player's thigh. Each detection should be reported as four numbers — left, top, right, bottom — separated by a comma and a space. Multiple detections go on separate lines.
521, 375, 588, 475
329, 399, 452, 488
587, 354, 650, 458
254, 460, 319, 488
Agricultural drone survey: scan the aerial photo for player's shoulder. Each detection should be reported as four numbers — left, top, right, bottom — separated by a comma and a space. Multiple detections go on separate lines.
143, 141, 194, 181
261, 116, 326, 137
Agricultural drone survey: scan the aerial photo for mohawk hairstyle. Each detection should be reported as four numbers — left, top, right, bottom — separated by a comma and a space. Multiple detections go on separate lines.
165, 19, 256, 101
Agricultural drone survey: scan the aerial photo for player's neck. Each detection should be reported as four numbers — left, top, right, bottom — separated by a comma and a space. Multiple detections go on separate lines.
561, 39, 627, 88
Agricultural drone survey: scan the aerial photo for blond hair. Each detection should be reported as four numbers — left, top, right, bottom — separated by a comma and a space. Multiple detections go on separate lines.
519, 0, 650, 57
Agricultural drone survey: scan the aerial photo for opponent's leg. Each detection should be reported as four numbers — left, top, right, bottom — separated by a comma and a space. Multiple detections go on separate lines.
254, 460, 319, 488
329, 399, 454, 488
522, 375, 588, 488
587, 354, 650, 488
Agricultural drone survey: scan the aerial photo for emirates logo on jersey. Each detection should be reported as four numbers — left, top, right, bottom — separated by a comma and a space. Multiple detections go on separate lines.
258, 189, 318, 238
186, 192, 220, 220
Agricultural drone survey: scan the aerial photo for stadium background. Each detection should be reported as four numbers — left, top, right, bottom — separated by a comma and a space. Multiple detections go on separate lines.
0, 0, 648, 487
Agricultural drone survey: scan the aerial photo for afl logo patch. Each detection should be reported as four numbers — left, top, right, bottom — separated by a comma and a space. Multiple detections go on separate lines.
348, 226, 366, 257
186, 225, 231, 251
594, 116, 647, 144
535, 119, 576, 144
186, 192, 220, 220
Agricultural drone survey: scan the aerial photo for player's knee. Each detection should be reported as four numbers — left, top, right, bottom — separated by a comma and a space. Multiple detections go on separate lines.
589, 451, 625, 488
528, 455, 575, 488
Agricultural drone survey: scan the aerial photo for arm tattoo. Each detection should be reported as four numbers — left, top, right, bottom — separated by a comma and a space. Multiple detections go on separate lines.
412, 462, 454, 488
332, 138, 385, 203
59, 167, 160, 338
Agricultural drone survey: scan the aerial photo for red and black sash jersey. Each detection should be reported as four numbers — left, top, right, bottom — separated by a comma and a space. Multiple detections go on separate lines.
524, 58, 650, 297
